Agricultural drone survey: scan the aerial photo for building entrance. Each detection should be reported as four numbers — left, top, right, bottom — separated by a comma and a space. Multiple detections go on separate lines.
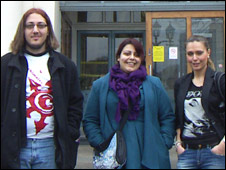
146, 11, 225, 106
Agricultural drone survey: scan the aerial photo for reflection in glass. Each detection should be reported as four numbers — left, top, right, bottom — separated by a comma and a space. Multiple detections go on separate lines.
152, 19, 186, 107
106, 12, 131, 23
117, 12, 130, 22
87, 12, 102, 22
106, 12, 115, 23
192, 18, 224, 72
152, 20, 176, 46
165, 22, 175, 45
80, 34, 109, 90
133, 12, 145, 23
78, 12, 103, 23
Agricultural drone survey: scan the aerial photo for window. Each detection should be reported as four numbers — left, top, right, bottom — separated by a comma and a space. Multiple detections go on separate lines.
116, 12, 130, 23
77, 11, 145, 23
78, 12, 103, 23
134, 12, 145, 23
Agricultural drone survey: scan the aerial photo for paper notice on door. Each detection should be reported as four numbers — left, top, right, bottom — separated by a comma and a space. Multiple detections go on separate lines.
153, 46, 164, 62
169, 47, 178, 59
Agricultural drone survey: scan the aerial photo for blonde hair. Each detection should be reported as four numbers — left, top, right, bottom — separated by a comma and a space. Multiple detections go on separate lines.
186, 35, 215, 71
207, 58, 215, 71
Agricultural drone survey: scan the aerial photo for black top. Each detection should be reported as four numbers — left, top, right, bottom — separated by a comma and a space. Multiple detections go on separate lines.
174, 67, 225, 144
181, 81, 218, 145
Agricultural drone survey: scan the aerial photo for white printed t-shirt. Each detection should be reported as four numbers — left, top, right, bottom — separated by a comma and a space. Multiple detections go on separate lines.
25, 53, 54, 139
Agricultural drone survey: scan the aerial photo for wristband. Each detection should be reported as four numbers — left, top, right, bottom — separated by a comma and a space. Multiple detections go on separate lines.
175, 141, 182, 148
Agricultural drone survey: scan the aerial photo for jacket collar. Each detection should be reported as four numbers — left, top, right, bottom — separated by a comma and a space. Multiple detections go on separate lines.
201, 67, 215, 111
176, 67, 215, 110
180, 67, 214, 92
177, 73, 192, 105
8, 50, 65, 75
8, 52, 27, 72
48, 50, 65, 75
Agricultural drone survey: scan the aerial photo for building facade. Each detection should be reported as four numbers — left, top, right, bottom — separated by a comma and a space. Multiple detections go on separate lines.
1, 1, 225, 106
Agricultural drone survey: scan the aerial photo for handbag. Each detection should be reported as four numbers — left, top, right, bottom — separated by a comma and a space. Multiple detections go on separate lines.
93, 105, 130, 169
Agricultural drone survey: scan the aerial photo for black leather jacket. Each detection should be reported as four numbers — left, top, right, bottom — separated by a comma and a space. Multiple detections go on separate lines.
1, 50, 83, 169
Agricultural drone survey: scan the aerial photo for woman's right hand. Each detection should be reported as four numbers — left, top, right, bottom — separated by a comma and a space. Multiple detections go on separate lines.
176, 144, 185, 155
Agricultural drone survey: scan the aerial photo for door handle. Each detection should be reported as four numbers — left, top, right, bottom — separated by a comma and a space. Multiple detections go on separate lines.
148, 48, 151, 56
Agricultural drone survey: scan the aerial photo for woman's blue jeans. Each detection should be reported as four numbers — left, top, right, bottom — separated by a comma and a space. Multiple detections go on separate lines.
19, 138, 57, 169
177, 146, 225, 169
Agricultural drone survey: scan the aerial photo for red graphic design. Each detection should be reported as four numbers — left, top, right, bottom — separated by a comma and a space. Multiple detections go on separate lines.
27, 78, 54, 134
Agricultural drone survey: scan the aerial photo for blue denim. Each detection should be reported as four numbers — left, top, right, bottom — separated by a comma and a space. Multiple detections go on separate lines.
19, 138, 57, 169
177, 147, 225, 169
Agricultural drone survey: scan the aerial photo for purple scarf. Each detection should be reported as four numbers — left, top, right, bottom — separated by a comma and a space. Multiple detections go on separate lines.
109, 64, 147, 122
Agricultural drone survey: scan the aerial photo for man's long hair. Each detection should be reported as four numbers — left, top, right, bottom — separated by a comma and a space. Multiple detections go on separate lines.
10, 8, 59, 54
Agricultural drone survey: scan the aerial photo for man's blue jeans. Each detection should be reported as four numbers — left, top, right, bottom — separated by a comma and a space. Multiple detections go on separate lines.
19, 138, 57, 169
177, 147, 225, 169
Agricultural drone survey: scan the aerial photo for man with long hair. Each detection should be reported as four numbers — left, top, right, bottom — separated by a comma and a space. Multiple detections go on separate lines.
1, 8, 83, 169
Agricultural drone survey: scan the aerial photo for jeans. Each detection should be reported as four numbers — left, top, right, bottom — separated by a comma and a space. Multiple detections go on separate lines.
177, 147, 225, 169
20, 138, 57, 169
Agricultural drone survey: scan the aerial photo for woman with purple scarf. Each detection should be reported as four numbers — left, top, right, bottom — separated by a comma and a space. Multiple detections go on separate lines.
83, 38, 176, 169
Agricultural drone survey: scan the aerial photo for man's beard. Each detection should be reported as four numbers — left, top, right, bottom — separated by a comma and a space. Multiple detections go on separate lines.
26, 41, 46, 50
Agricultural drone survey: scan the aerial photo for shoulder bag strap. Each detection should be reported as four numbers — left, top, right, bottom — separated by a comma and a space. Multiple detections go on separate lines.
118, 101, 131, 131
97, 101, 131, 152
214, 71, 225, 102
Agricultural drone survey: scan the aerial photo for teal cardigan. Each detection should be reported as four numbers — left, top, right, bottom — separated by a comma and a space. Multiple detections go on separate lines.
83, 73, 175, 169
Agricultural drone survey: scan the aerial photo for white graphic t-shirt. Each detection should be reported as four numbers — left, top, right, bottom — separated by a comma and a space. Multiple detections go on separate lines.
25, 53, 54, 139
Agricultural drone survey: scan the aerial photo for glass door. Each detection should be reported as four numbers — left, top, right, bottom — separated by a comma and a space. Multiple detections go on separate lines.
78, 32, 111, 105
151, 18, 187, 105
146, 11, 225, 107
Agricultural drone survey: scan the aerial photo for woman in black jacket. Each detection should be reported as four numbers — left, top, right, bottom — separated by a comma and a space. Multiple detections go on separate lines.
174, 35, 225, 169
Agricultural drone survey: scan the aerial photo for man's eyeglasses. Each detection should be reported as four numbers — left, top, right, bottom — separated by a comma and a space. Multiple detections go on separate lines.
25, 23, 47, 30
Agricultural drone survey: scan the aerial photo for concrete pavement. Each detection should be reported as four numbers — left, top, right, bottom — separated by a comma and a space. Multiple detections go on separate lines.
75, 142, 178, 169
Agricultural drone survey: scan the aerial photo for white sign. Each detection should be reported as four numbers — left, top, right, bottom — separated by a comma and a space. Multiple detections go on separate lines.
169, 47, 178, 59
